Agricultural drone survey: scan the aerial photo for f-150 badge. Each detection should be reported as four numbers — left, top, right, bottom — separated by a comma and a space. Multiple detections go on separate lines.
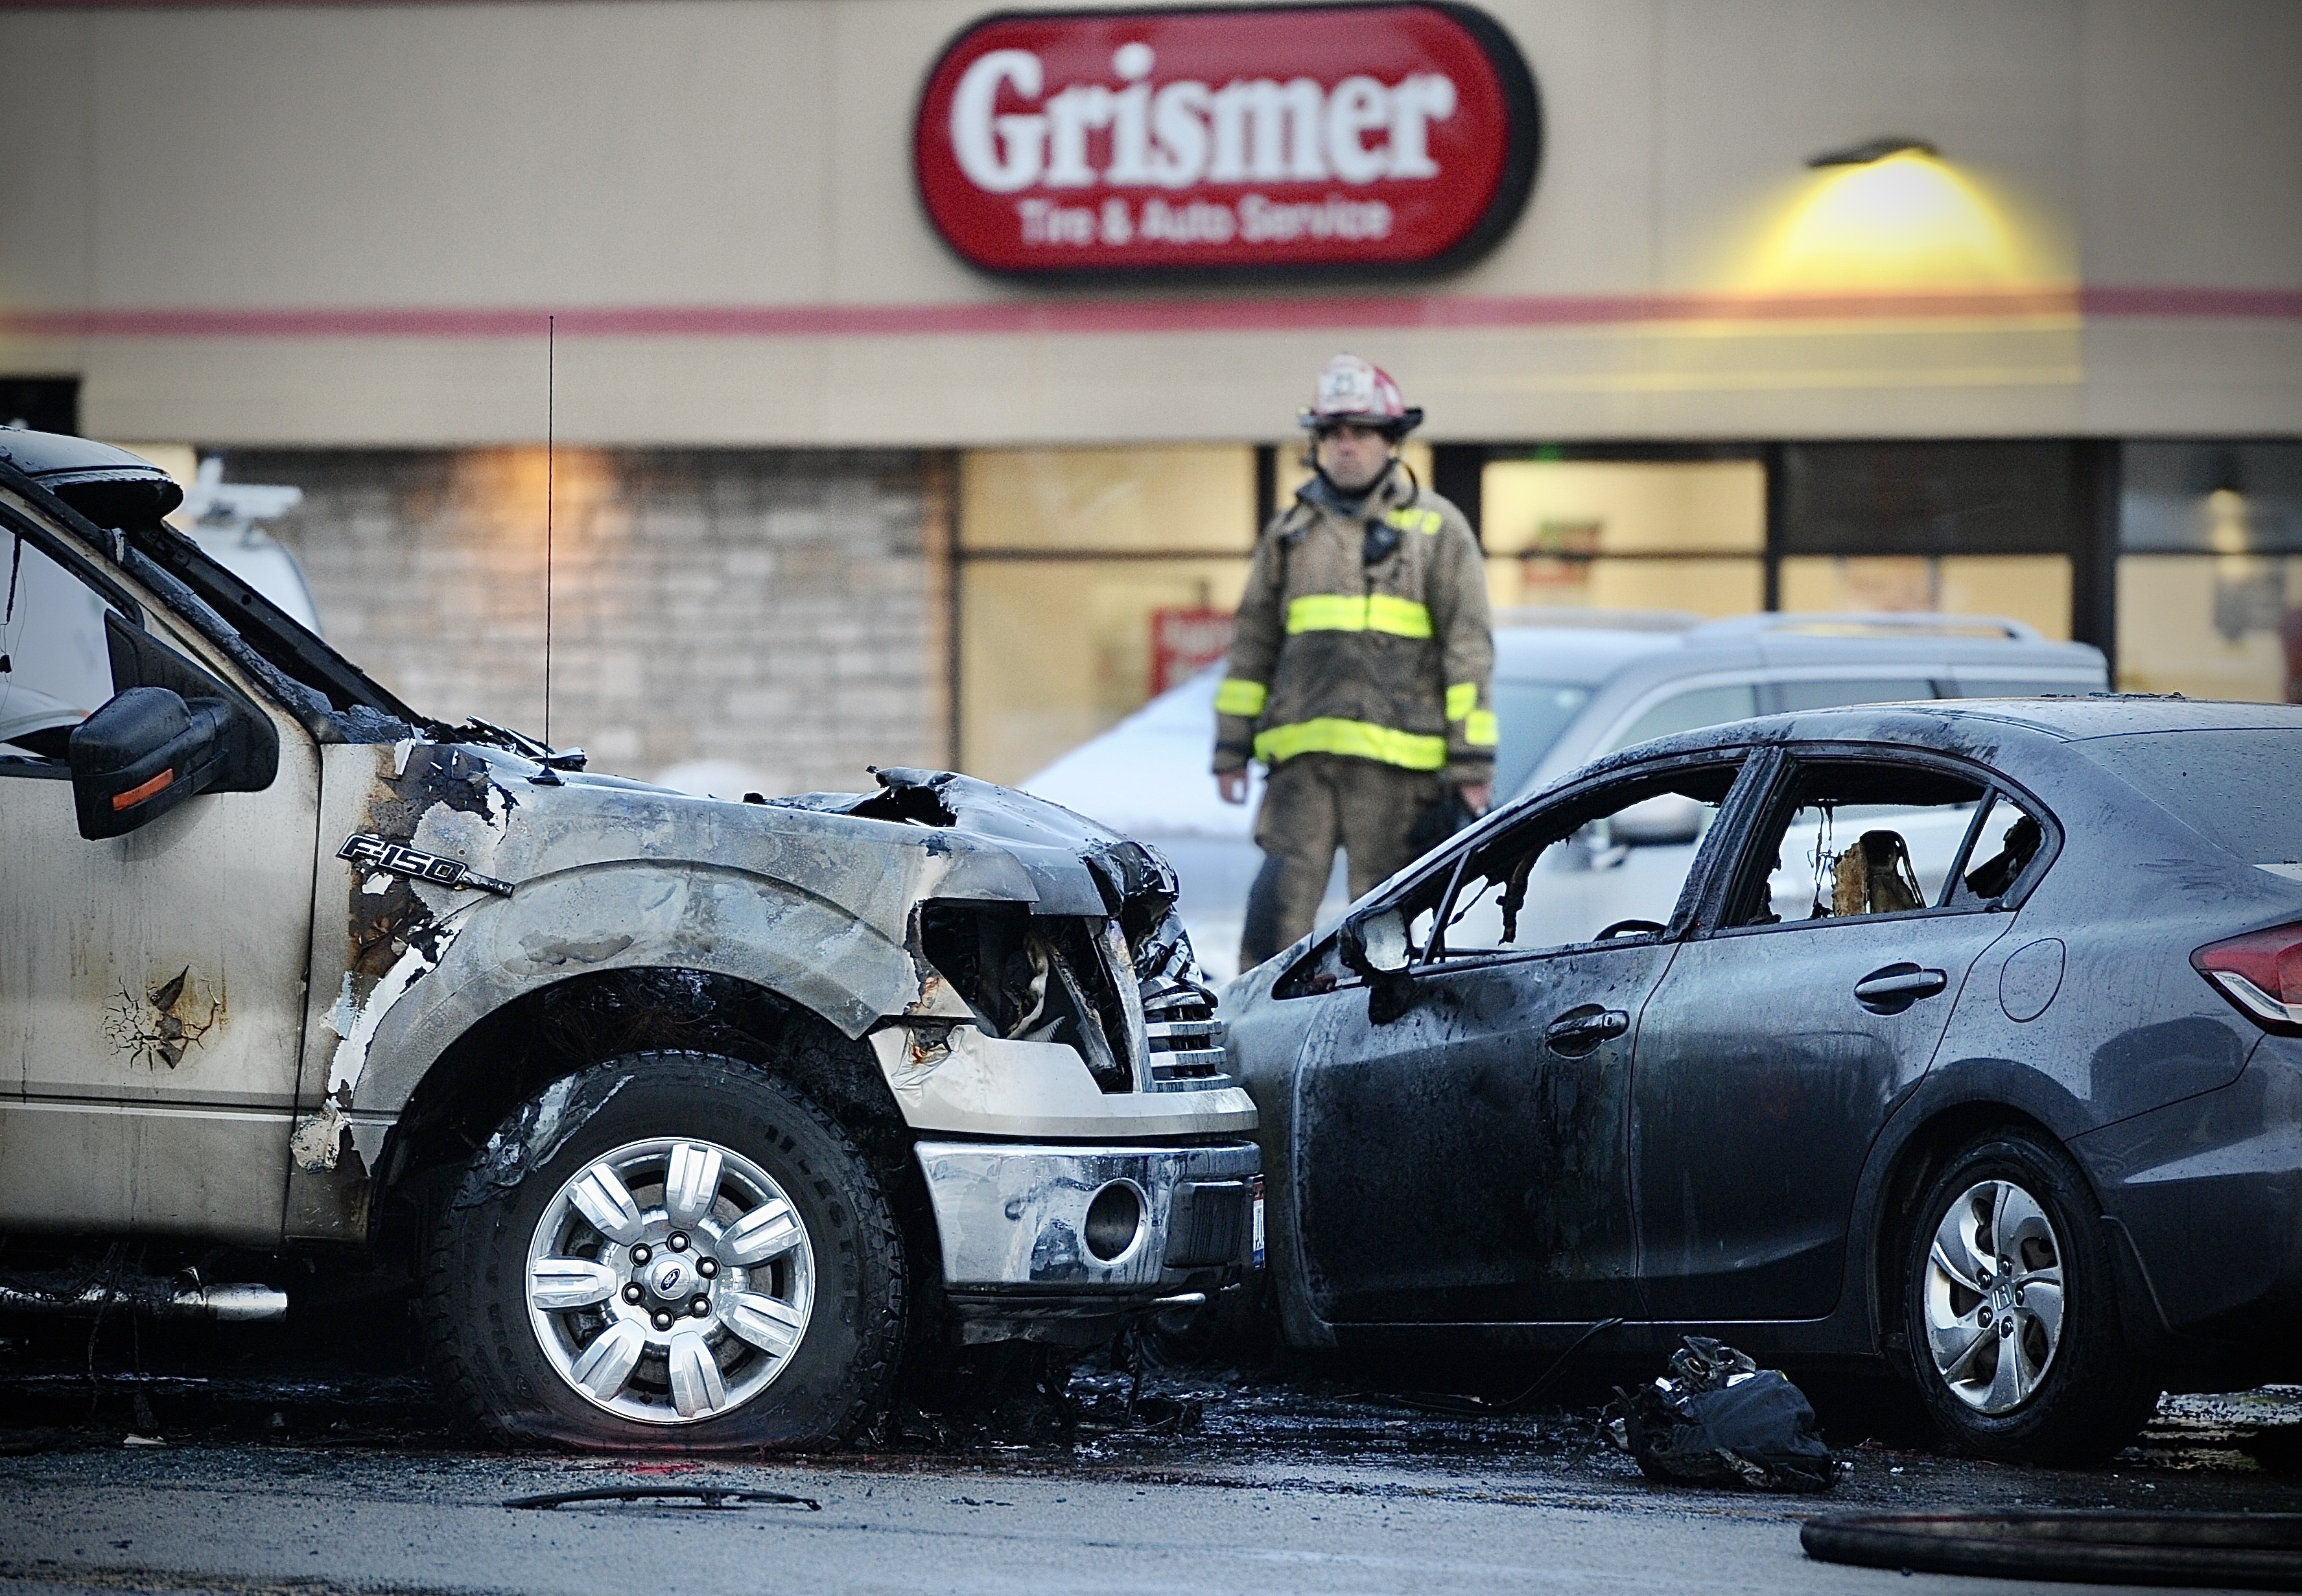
338, 832, 514, 896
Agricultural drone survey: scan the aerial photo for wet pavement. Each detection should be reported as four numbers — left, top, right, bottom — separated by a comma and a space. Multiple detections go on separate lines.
4, 1324, 2301, 1595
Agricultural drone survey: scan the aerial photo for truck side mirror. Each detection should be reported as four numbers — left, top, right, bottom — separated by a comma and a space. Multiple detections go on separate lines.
1338, 906, 1417, 1024
69, 687, 238, 839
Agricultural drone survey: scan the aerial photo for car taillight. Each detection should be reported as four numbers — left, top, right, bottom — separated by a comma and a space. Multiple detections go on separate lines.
2194, 921, 2302, 1031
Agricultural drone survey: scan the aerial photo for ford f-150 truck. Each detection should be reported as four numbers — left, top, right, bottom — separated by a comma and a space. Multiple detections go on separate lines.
0, 430, 1258, 1449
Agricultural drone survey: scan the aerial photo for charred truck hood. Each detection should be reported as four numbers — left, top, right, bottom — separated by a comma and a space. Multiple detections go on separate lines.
323, 750, 1248, 1158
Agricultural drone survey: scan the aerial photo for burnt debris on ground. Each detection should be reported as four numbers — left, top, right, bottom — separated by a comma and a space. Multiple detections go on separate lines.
5, 1314, 2302, 1520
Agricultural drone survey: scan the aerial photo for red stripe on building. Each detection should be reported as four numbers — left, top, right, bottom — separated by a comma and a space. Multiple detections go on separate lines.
1, 286, 2296, 341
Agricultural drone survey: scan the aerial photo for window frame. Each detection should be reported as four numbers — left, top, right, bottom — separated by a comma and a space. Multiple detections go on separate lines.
1698, 742, 2061, 942
1269, 746, 1789, 1002
1, 504, 145, 625
1413, 747, 1770, 973
1592, 671, 1765, 758
0, 511, 141, 779
1941, 787, 2058, 910
1595, 675, 1767, 758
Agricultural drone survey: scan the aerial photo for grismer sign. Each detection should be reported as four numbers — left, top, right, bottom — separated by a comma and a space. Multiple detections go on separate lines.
914, 4, 1541, 277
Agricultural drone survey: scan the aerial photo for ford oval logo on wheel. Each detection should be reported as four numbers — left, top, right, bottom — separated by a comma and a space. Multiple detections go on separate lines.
652, 1258, 690, 1298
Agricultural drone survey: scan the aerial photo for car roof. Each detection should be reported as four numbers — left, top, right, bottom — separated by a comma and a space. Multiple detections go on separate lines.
1494, 611, 2104, 689
1897, 696, 2302, 741
1493, 625, 1683, 685
1592, 696, 2302, 769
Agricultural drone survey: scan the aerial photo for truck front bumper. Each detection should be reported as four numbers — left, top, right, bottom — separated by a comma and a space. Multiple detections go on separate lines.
913, 1139, 1262, 1344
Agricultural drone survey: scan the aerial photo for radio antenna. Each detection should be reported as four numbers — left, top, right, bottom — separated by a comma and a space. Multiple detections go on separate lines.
543, 313, 556, 749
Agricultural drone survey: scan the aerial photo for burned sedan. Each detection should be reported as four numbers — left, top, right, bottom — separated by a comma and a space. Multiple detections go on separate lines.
1225, 698, 2302, 1464
0, 431, 1256, 1448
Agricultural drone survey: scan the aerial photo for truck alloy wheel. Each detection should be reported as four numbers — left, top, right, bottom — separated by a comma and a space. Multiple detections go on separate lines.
1901, 1130, 2158, 1464
425, 1050, 905, 1450
524, 1136, 816, 1424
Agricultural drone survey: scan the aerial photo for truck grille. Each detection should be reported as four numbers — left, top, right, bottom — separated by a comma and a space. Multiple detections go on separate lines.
1140, 978, 1231, 1090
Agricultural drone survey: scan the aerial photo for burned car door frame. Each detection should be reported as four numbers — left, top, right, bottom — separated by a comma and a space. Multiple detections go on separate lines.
0, 495, 322, 1243
1631, 742, 2061, 1322
1284, 749, 1768, 1328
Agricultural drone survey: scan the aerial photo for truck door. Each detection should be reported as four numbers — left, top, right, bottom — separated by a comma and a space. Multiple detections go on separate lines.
0, 510, 320, 1243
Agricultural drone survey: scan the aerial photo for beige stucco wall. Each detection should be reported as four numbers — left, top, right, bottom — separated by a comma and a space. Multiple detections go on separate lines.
2, 0, 2297, 445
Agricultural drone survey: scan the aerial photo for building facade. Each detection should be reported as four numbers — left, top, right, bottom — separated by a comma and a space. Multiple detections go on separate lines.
3, 0, 2297, 790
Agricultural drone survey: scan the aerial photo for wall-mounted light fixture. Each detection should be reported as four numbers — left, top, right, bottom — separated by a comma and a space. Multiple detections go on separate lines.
1807, 136, 1940, 169
1744, 133, 2042, 289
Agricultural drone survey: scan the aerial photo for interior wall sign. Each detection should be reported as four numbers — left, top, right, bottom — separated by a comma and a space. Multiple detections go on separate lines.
914, 3, 1541, 279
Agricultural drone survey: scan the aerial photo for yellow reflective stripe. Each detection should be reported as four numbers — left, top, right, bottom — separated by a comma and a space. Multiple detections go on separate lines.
1214, 677, 1268, 718
1284, 594, 1433, 638
1385, 507, 1444, 535
1366, 595, 1433, 638
1446, 682, 1478, 721
1464, 709, 1499, 748
1286, 594, 1367, 633
1253, 718, 1450, 771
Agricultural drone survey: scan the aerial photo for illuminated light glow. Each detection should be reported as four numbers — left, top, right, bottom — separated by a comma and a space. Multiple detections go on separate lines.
2206, 488, 2250, 557
1739, 153, 2060, 294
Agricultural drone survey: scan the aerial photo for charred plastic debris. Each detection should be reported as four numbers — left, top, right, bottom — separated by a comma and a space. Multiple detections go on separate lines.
1606, 1337, 1837, 1494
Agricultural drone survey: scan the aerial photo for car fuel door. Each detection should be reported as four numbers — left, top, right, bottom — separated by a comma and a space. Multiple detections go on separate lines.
1291, 760, 1746, 1327
1632, 755, 2032, 1321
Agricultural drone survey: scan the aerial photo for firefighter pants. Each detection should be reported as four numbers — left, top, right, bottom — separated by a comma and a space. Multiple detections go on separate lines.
1243, 752, 1444, 967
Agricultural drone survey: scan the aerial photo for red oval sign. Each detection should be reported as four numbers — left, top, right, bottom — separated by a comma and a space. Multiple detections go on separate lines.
914, 3, 1541, 278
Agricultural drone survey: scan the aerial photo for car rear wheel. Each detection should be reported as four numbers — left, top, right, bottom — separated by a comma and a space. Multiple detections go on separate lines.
1902, 1129, 2159, 1464
423, 1051, 905, 1449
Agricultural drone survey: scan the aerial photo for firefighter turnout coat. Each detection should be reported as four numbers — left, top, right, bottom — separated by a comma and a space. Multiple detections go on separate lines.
1214, 465, 1496, 786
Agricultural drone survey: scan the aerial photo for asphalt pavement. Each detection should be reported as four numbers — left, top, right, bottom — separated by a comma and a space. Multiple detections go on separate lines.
5, 1330, 2299, 1596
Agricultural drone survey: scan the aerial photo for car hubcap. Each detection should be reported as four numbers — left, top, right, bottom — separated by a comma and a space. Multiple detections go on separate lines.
1923, 1177, 2065, 1414
524, 1137, 814, 1426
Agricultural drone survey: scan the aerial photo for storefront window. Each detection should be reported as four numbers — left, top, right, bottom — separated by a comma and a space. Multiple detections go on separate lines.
2117, 443, 2302, 701
1478, 458, 1766, 618
958, 447, 1254, 784
1778, 441, 2078, 640
1779, 554, 2072, 639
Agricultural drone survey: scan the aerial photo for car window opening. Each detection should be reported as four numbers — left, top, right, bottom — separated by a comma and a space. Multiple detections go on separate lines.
1490, 679, 1595, 799
1420, 763, 1743, 961
0, 528, 119, 767
1958, 793, 2047, 903
1734, 762, 1996, 927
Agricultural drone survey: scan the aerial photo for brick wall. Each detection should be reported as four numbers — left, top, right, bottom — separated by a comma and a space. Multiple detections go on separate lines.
233, 447, 948, 796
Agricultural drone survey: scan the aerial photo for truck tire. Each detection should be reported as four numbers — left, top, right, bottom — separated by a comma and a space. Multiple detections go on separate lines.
423, 1050, 905, 1450
1901, 1128, 2159, 1465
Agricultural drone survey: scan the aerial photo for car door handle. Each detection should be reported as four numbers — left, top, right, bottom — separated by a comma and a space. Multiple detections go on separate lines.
1853, 963, 1949, 1013
1544, 1005, 1630, 1057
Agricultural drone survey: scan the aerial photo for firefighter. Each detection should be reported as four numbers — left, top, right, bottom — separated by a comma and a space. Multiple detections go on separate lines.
1215, 354, 1496, 967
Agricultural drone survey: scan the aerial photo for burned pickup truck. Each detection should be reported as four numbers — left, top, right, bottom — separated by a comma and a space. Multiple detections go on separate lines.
0, 431, 1257, 1448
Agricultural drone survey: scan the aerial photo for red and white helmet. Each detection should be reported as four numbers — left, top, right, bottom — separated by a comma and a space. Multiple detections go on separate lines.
1299, 354, 1423, 437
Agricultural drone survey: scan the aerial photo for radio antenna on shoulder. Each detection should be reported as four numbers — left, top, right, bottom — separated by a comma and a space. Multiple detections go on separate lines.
543, 312, 556, 749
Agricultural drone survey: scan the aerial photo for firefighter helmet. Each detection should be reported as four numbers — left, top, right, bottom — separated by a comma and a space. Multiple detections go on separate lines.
1299, 354, 1423, 437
